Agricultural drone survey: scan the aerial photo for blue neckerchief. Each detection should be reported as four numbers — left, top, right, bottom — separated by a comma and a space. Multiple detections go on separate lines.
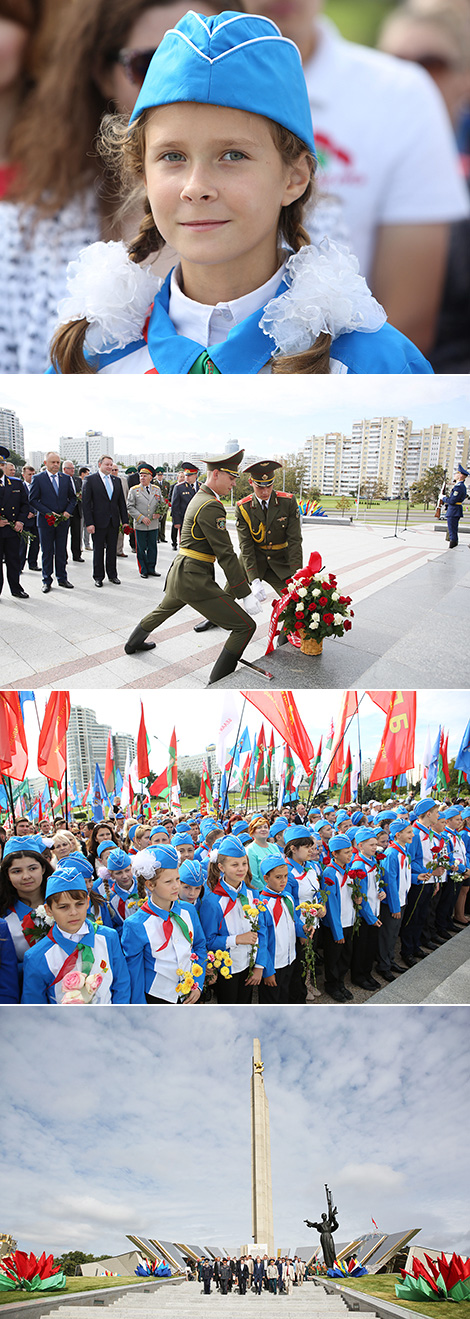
51, 918, 95, 952
145, 270, 288, 375
146, 896, 182, 920
112, 878, 137, 898
218, 878, 248, 901
12, 899, 32, 920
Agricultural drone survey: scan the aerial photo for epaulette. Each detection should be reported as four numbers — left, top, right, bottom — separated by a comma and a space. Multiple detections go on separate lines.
237, 496, 253, 506
277, 491, 294, 498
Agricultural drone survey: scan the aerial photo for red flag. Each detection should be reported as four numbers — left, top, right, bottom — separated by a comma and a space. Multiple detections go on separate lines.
81, 778, 91, 807
339, 745, 352, 804
366, 691, 394, 713
37, 693, 70, 784
136, 702, 150, 780
329, 691, 358, 784
242, 691, 314, 775
104, 732, 114, 794
0, 694, 28, 781
368, 691, 417, 783
200, 760, 213, 810
150, 768, 169, 798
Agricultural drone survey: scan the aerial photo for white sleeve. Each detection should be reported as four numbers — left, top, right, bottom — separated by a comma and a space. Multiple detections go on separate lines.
374, 62, 469, 226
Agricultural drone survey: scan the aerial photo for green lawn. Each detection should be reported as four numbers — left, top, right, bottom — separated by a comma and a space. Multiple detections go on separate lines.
0, 1277, 150, 1306
329, 1272, 469, 1319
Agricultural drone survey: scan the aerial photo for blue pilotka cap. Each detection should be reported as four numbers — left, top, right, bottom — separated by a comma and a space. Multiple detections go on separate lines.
175, 833, 194, 848
329, 835, 352, 853
3, 835, 48, 858
128, 11, 316, 155
46, 866, 88, 898
106, 847, 131, 872
260, 853, 287, 878
389, 819, 412, 838
217, 835, 246, 858
179, 858, 204, 887
57, 851, 94, 877
149, 844, 180, 868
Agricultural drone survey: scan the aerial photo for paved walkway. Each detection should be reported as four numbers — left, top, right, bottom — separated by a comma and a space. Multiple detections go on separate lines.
48, 1282, 361, 1319
1, 520, 458, 691
371, 924, 470, 1005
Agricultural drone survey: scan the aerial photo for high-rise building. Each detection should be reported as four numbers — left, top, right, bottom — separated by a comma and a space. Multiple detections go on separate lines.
59, 430, 114, 469
0, 407, 25, 460
67, 706, 136, 792
28, 450, 45, 471
302, 418, 470, 498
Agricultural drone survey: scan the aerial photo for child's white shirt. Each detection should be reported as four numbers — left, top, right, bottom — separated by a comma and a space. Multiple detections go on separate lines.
168, 261, 287, 348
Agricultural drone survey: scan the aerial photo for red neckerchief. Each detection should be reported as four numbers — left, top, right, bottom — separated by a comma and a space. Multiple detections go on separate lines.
141, 900, 172, 950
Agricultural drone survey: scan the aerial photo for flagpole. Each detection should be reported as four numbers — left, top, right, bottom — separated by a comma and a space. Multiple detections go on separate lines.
31, 693, 54, 823
356, 704, 363, 806
307, 694, 366, 808
5, 773, 16, 824
221, 697, 247, 817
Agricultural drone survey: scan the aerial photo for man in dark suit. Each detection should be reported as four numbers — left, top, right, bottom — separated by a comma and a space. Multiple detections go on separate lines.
0, 446, 30, 600
81, 454, 127, 587
29, 451, 76, 593
62, 460, 83, 562
19, 464, 40, 572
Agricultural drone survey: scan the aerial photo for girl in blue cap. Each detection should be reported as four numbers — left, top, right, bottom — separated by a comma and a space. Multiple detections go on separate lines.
199, 834, 267, 1002
49, 11, 433, 376
21, 864, 131, 1003
0, 836, 54, 969
258, 853, 307, 1003
92, 846, 140, 931
121, 845, 207, 1002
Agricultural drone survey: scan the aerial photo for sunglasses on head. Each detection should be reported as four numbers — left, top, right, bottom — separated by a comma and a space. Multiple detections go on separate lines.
114, 46, 156, 87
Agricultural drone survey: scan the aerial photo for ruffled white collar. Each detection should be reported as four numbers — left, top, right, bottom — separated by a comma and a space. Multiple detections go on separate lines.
57, 237, 386, 358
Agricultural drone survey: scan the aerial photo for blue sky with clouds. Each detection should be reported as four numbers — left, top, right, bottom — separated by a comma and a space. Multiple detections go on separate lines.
1, 1006, 469, 1258
20, 689, 470, 778
3, 375, 470, 460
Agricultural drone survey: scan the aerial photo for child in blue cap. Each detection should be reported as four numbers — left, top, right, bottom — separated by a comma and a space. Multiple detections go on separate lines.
21, 865, 131, 1004
0, 836, 54, 968
93, 846, 140, 931
320, 834, 354, 1003
49, 11, 433, 377
348, 827, 383, 991
199, 834, 267, 1002
258, 854, 307, 1003
121, 845, 207, 1002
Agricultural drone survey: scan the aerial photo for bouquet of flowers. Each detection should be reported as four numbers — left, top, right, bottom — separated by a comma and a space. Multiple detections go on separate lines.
243, 900, 267, 971
297, 896, 327, 985
205, 949, 233, 984
4, 520, 35, 543
21, 905, 54, 947
266, 552, 353, 655
347, 872, 364, 934
175, 961, 204, 1002
45, 512, 67, 526
60, 970, 104, 1004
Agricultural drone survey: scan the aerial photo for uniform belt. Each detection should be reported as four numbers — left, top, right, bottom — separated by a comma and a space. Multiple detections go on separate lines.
259, 541, 288, 550
179, 546, 216, 564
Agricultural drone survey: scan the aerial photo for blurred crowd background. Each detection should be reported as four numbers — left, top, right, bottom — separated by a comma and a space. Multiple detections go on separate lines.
1, 0, 470, 373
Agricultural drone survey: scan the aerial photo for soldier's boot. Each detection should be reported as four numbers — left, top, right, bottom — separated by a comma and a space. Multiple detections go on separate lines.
194, 619, 218, 632
207, 645, 239, 686
124, 625, 156, 654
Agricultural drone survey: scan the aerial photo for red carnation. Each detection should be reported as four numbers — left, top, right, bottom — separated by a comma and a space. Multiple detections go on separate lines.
344, 620, 352, 631
323, 612, 334, 625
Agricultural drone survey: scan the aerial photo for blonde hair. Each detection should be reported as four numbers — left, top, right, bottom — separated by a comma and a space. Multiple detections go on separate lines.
50, 113, 331, 376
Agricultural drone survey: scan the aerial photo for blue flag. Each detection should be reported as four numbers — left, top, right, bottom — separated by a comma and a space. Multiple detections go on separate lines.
19, 691, 35, 716
115, 768, 123, 795
426, 727, 441, 792
455, 719, 470, 778
93, 762, 110, 821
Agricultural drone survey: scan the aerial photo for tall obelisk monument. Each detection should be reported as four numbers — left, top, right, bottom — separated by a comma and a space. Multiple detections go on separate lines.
251, 1039, 274, 1256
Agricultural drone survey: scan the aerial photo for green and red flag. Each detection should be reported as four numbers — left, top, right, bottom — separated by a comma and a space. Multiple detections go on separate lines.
167, 727, 178, 804
326, 718, 334, 750
37, 692, 70, 785
437, 729, 450, 789
104, 731, 114, 794
199, 759, 213, 810
266, 728, 275, 783
149, 767, 169, 798
254, 724, 267, 788
240, 752, 251, 804
136, 701, 150, 781
339, 744, 352, 804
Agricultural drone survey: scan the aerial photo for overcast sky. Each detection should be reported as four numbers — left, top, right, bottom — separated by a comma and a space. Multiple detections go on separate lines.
21, 689, 470, 779
1, 1006, 468, 1258
3, 375, 470, 460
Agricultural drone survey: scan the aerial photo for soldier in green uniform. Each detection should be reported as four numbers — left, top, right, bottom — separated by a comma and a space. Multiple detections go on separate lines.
124, 450, 261, 684
153, 467, 171, 542
194, 457, 303, 644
